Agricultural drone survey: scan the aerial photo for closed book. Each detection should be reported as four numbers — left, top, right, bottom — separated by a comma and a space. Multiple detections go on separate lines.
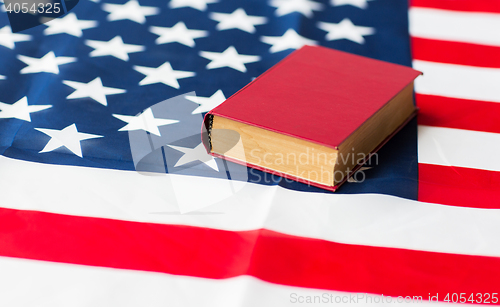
202, 45, 422, 191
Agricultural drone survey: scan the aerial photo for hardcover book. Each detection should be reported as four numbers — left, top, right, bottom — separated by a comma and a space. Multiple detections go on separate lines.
202, 45, 422, 191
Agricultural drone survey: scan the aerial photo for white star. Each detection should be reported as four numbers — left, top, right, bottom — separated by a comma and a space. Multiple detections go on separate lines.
186, 90, 226, 114
17, 51, 76, 74
331, 0, 372, 9
199, 46, 260, 73
63, 77, 126, 106
0, 26, 31, 49
133, 62, 195, 89
261, 29, 317, 53
85, 36, 145, 61
35, 124, 103, 158
113, 108, 178, 136
0, 97, 51, 122
169, 0, 217, 11
102, 0, 159, 24
210, 8, 267, 34
149, 22, 208, 47
43, 13, 97, 37
269, 0, 323, 17
168, 143, 219, 171
0, 75, 5, 80
317, 18, 375, 44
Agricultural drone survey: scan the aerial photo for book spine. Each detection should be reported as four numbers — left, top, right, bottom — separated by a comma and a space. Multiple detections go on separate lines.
201, 112, 214, 153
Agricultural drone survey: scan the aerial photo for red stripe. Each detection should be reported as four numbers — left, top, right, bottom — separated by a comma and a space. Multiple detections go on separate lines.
416, 94, 500, 134
411, 37, 500, 69
411, 0, 500, 14
1, 207, 500, 302
419, 163, 500, 209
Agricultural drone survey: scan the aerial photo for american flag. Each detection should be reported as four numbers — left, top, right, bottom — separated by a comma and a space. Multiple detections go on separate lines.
0, 0, 499, 305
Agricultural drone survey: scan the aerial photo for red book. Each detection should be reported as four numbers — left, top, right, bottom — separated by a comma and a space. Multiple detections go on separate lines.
203, 45, 421, 191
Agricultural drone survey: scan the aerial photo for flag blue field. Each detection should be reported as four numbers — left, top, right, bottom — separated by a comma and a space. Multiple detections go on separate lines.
0, 0, 418, 198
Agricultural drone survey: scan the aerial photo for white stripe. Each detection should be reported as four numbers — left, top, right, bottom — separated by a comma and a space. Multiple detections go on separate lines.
2, 155, 500, 257
418, 125, 500, 172
0, 256, 451, 307
413, 60, 500, 103
409, 7, 500, 47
